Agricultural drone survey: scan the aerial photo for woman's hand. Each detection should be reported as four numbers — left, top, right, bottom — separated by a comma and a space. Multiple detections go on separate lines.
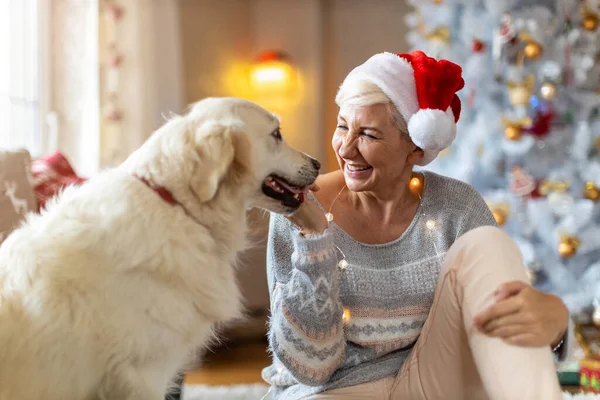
287, 185, 329, 235
473, 281, 569, 348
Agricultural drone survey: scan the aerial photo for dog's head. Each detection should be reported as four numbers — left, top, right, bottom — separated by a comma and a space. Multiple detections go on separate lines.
127, 97, 320, 215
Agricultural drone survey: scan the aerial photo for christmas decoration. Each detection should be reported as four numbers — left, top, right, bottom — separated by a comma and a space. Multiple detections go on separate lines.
540, 81, 558, 100
585, 181, 600, 201
408, 0, 600, 322
580, 357, 600, 394
558, 234, 581, 258
100, 0, 126, 167
577, 322, 600, 393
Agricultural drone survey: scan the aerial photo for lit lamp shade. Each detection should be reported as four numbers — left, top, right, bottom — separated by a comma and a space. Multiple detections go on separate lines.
250, 51, 297, 97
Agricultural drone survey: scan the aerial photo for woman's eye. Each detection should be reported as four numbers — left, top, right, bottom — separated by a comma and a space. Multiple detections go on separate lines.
362, 132, 377, 139
271, 129, 282, 140
336, 124, 347, 130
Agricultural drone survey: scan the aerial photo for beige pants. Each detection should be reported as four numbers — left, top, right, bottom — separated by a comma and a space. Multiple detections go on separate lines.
306, 226, 562, 400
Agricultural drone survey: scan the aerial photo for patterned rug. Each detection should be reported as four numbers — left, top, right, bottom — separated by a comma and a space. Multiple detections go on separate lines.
182, 384, 599, 400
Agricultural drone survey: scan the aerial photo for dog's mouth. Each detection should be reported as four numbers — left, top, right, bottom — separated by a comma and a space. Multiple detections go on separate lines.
262, 174, 309, 209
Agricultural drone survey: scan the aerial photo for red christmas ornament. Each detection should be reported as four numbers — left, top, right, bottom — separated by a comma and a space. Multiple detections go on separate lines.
472, 39, 485, 52
525, 107, 555, 138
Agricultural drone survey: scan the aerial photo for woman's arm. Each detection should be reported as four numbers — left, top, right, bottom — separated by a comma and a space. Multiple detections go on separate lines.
266, 213, 346, 386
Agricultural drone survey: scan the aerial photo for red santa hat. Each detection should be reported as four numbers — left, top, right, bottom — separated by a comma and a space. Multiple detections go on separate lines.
338, 50, 465, 165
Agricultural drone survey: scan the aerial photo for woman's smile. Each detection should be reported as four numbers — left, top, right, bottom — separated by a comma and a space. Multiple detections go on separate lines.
344, 162, 373, 179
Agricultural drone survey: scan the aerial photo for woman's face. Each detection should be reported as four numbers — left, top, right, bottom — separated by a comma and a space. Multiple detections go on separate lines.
332, 103, 419, 193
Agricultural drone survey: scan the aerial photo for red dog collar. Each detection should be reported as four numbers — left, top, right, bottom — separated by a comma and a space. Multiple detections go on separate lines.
136, 176, 178, 206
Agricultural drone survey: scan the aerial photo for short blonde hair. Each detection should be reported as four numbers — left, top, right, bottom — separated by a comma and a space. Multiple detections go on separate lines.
335, 79, 409, 137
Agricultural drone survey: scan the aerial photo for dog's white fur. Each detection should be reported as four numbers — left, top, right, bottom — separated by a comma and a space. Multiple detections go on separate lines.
0, 97, 319, 400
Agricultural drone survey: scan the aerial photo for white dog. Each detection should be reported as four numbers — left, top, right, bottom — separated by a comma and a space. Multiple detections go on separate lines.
0, 97, 320, 400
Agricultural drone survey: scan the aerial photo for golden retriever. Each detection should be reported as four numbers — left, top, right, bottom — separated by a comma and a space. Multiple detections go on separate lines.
0, 97, 320, 400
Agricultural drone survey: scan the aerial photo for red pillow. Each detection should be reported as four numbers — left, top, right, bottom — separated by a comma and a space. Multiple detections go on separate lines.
31, 151, 87, 211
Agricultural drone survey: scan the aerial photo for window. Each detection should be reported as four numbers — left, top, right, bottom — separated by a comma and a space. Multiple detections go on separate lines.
0, 0, 52, 157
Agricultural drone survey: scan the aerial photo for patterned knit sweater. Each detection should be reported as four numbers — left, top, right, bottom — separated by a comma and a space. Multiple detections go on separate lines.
261, 171, 564, 400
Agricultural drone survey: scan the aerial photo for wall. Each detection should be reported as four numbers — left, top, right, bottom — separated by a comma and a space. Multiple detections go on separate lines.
322, 0, 411, 171
179, 0, 411, 172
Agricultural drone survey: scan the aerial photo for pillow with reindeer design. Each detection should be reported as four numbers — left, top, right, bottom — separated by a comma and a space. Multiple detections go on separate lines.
0, 149, 37, 246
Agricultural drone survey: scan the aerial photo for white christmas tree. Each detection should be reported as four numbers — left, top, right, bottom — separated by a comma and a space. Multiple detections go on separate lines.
407, 0, 600, 323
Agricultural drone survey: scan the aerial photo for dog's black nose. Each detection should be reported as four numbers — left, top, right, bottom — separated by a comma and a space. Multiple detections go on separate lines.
311, 158, 321, 170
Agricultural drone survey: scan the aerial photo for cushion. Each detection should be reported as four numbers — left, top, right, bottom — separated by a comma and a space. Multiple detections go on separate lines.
0, 149, 38, 245
31, 151, 86, 210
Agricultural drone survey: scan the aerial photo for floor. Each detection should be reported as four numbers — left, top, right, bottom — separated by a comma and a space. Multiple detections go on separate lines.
184, 339, 271, 386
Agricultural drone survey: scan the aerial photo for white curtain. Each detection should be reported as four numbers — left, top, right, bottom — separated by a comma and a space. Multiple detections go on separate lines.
0, 0, 46, 156
100, 0, 185, 169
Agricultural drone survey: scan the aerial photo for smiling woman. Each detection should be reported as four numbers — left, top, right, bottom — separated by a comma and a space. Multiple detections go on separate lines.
261, 50, 571, 400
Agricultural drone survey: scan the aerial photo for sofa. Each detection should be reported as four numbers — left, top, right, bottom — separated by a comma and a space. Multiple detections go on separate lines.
0, 148, 272, 342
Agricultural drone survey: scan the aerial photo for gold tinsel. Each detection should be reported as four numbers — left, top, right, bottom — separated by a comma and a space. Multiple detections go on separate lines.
538, 179, 570, 196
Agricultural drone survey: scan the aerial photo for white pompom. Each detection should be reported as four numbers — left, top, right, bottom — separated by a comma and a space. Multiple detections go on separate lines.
408, 109, 457, 152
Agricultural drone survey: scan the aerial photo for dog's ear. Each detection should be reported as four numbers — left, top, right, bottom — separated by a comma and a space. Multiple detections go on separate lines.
190, 121, 236, 202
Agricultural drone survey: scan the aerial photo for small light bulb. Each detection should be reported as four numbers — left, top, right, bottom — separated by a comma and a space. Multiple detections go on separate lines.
426, 220, 436, 230
409, 177, 421, 189
342, 308, 351, 323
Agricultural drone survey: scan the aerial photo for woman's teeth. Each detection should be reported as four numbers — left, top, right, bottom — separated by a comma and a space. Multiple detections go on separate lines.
347, 164, 371, 171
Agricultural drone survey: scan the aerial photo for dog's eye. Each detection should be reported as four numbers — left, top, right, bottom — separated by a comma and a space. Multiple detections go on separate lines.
271, 129, 282, 140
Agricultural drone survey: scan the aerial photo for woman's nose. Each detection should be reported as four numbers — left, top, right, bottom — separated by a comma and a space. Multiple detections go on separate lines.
338, 135, 358, 158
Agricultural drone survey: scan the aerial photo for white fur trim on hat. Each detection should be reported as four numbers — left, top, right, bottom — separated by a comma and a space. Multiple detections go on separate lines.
408, 108, 457, 166
342, 53, 419, 123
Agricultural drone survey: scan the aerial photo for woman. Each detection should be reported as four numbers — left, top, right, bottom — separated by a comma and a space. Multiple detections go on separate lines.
262, 50, 571, 400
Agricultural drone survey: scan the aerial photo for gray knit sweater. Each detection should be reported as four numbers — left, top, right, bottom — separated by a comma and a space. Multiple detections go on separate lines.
261, 171, 562, 400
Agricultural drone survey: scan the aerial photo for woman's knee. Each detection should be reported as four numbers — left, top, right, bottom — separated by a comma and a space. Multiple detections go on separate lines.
441, 226, 523, 277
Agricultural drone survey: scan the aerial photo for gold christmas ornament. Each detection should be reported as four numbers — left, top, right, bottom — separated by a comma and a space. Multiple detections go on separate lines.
506, 75, 535, 107
504, 125, 522, 140
432, 0, 443, 3
558, 234, 581, 258
524, 41, 543, 60
581, 6, 600, 32
540, 82, 557, 100
502, 116, 531, 141
517, 31, 543, 60
582, 14, 599, 31
584, 181, 600, 201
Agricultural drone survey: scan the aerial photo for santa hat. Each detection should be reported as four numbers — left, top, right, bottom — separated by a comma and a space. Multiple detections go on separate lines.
338, 50, 464, 165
